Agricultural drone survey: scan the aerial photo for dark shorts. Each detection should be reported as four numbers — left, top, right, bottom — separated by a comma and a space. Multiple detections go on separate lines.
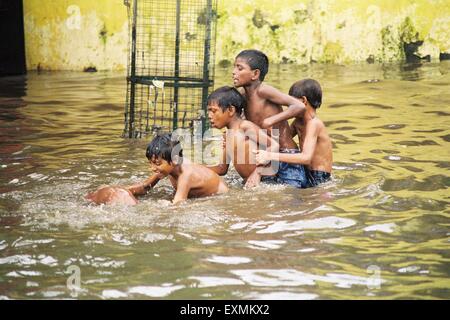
261, 149, 309, 189
306, 169, 331, 187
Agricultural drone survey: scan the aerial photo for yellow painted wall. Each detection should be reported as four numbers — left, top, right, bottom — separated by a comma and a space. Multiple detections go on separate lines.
23, 0, 129, 71
23, 0, 450, 71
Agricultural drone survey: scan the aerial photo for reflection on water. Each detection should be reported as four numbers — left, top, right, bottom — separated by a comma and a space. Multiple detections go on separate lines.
0, 61, 449, 299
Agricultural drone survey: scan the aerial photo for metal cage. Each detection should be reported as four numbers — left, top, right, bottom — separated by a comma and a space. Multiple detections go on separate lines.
123, 0, 218, 138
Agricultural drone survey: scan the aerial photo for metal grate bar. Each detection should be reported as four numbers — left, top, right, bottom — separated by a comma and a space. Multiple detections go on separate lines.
123, 0, 218, 138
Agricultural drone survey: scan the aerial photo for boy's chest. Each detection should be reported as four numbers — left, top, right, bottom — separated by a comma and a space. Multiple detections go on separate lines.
245, 99, 280, 123
244, 103, 262, 123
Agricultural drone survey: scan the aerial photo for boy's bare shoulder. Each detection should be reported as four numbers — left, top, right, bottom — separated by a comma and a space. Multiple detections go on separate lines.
259, 82, 276, 90
313, 116, 325, 128
183, 162, 217, 175
237, 87, 246, 97
257, 83, 278, 96
239, 119, 259, 130
181, 161, 196, 170
306, 117, 326, 133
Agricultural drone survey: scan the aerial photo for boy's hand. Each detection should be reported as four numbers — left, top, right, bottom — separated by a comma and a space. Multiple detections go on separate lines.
252, 149, 271, 165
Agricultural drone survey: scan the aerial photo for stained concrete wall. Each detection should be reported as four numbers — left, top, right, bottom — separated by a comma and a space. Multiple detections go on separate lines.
23, 0, 450, 71
23, 0, 129, 71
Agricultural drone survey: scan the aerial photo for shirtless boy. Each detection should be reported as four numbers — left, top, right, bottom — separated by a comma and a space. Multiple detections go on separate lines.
206, 86, 278, 185
86, 133, 228, 205
233, 49, 308, 187
254, 79, 332, 187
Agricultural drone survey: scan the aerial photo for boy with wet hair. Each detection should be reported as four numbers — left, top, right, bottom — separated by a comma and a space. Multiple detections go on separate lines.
233, 49, 308, 188
206, 86, 278, 185
144, 134, 228, 203
254, 79, 333, 187
86, 133, 228, 205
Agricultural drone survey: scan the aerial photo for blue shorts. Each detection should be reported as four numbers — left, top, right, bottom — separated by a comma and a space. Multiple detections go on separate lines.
261, 149, 309, 189
306, 169, 331, 187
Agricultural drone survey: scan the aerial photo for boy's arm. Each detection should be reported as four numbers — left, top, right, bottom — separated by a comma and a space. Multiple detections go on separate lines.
240, 121, 280, 189
254, 121, 319, 165
258, 85, 305, 129
207, 132, 230, 175
240, 120, 279, 151
208, 163, 229, 176
172, 174, 191, 204
126, 173, 162, 196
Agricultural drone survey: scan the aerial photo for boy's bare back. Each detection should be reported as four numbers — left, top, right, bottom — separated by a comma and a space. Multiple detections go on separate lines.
168, 161, 228, 199
292, 117, 333, 173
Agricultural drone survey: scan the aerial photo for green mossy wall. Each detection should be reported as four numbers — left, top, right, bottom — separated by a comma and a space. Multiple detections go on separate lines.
23, 0, 450, 70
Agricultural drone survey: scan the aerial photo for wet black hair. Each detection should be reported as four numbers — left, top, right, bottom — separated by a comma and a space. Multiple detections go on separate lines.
207, 86, 246, 115
289, 79, 322, 109
145, 133, 183, 163
236, 49, 269, 81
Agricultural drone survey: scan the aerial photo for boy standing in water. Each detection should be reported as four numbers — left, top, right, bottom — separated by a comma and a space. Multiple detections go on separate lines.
206, 86, 279, 185
233, 49, 308, 187
254, 79, 332, 187
86, 133, 228, 205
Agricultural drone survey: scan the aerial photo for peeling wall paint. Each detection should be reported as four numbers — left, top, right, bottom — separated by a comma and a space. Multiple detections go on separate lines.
216, 0, 450, 65
23, 0, 450, 71
23, 0, 129, 71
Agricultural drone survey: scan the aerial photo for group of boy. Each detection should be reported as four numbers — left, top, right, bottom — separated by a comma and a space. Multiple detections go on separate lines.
86, 50, 333, 206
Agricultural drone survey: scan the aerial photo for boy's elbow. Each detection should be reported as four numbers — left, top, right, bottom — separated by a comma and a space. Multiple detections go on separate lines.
209, 165, 228, 176
261, 118, 272, 129
293, 103, 305, 116
218, 164, 229, 176
302, 154, 312, 165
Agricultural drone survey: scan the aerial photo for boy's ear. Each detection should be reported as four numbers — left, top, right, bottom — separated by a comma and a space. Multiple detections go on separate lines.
300, 96, 308, 105
228, 105, 237, 116
252, 69, 260, 81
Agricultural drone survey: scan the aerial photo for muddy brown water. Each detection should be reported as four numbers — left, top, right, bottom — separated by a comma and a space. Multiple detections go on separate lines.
0, 61, 449, 299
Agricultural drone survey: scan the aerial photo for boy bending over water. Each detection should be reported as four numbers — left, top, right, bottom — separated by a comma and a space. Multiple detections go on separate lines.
86, 134, 228, 205
254, 79, 332, 187
233, 49, 309, 187
207, 86, 279, 186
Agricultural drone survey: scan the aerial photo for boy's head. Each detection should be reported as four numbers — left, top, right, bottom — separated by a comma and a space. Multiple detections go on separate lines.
146, 133, 183, 175
207, 86, 246, 129
289, 79, 322, 109
233, 49, 269, 86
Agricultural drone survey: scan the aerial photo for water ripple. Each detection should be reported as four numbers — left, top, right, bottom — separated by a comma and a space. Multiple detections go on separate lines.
256, 216, 356, 234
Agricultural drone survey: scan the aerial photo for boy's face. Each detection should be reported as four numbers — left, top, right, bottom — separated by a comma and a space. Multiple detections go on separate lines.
149, 156, 174, 176
232, 57, 257, 87
207, 102, 232, 129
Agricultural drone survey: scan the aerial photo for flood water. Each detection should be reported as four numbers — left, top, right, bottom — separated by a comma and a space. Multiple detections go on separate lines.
0, 62, 449, 299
